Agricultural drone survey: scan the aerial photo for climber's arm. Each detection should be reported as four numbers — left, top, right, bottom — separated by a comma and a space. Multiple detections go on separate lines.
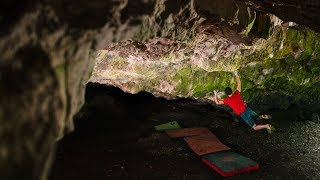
214, 91, 224, 105
235, 72, 241, 92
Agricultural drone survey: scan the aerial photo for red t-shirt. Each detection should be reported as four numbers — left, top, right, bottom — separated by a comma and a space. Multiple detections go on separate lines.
223, 90, 246, 115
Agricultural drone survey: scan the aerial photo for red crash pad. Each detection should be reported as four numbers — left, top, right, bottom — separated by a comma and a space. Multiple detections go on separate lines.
184, 132, 230, 156
202, 151, 259, 177
166, 127, 211, 138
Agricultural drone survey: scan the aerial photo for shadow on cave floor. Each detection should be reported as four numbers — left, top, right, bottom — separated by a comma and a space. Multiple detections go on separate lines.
49, 83, 320, 180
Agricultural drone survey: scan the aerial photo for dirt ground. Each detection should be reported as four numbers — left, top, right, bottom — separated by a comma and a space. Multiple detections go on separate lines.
49, 84, 320, 180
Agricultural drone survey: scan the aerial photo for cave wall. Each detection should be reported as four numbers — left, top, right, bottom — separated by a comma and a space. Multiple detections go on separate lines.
90, 25, 320, 113
0, 1, 152, 179
236, 0, 320, 32
0, 0, 320, 179
0, 6, 97, 179
90, 0, 320, 113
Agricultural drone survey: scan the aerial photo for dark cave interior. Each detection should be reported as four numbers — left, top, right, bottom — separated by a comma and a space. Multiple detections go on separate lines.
49, 84, 320, 179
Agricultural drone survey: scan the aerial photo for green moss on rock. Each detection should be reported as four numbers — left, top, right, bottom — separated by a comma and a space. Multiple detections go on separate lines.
91, 25, 320, 113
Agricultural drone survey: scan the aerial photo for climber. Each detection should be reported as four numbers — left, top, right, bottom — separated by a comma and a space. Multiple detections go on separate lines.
213, 71, 273, 134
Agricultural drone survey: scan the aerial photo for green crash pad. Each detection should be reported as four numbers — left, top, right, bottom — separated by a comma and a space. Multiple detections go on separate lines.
154, 121, 181, 131
202, 152, 259, 177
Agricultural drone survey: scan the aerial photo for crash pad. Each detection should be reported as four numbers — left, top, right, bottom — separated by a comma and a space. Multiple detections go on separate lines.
184, 132, 230, 156
154, 121, 181, 131
166, 127, 211, 138
202, 152, 259, 177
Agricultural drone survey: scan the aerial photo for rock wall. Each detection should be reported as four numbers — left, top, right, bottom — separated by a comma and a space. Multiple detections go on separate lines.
237, 0, 320, 32
90, 2, 320, 113
0, 1, 151, 179
0, 6, 95, 179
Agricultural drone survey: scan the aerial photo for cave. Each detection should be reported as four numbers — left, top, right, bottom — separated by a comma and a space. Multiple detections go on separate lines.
1, 0, 320, 179
49, 83, 320, 179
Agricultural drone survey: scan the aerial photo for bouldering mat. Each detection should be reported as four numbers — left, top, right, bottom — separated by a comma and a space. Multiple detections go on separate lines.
184, 132, 230, 156
154, 121, 181, 131
202, 151, 259, 177
166, 127, 211, 138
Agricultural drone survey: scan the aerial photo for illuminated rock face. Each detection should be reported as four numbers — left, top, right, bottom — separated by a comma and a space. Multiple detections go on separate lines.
0, 0, 320, 179
90, 25, 320, 112
90, 0, 320, 112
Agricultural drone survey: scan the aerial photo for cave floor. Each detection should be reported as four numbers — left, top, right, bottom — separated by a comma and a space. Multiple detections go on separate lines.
49, 84, 320, 180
